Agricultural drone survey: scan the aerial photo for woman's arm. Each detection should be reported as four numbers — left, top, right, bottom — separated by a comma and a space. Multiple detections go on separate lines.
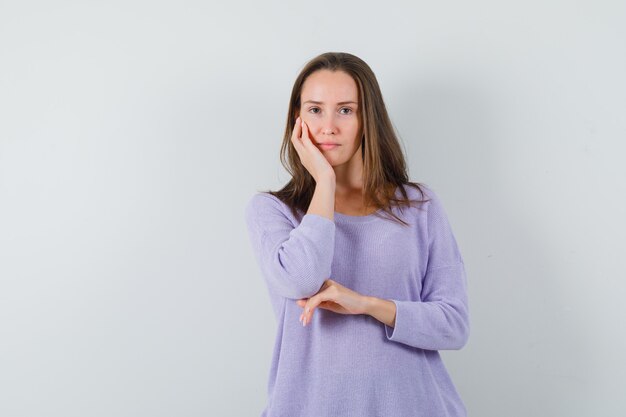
307, 174, 336, 220
364, 263, 469, 351
364, 190, 470, 351
363, 296, 396, 328
245, 178, 337, 300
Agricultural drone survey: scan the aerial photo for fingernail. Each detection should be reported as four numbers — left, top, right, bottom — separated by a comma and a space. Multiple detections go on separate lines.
306, 307, 310, 314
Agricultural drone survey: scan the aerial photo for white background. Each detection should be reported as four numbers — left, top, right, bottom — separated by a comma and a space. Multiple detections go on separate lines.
1, 1, 625, 416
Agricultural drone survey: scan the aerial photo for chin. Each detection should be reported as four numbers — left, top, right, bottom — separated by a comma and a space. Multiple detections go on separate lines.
326, 158, 349, 167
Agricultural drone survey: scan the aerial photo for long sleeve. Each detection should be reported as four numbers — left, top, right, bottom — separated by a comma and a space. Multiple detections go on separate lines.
384, 190, 470, 350
244, 192, 336, 300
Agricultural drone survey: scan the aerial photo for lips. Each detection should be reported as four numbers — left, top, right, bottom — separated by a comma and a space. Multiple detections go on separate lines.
318, 143, 340, 150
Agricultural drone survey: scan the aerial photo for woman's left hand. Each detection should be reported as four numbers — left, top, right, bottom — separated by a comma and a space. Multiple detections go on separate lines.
296, 279, 369, 326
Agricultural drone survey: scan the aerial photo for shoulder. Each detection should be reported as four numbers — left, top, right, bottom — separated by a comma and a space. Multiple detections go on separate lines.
397, 183, 455, 229
245, 191, 298, 225
399, 182, 439, 208
245, 192, 284, 217
246, 191, 279, 209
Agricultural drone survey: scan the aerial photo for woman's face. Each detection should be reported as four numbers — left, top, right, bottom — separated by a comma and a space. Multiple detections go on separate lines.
298, 69, 362, 166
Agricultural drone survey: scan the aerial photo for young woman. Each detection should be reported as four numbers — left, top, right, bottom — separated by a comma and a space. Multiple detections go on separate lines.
245, 52, 470, 417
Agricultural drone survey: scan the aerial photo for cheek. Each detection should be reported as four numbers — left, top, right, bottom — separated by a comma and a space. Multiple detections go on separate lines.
300, 116, 313, 127
301, 118, 320, 136
348, 122, 361, 142
302, 114, 318, 125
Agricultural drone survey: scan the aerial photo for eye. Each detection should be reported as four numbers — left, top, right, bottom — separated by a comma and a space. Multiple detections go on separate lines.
340, 107, 353, 115
308, 107, 320, 114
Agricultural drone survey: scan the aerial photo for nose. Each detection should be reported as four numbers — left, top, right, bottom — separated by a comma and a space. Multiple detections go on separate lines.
321, 114, 338, 135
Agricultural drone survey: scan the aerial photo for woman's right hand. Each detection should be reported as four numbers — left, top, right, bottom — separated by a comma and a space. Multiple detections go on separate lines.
290, 116, 335, 183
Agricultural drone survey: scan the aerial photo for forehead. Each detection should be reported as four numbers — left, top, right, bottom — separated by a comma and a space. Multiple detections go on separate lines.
301, 70, 358, 103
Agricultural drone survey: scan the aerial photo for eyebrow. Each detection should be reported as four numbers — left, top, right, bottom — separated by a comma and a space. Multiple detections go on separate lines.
302, 100, 358, 106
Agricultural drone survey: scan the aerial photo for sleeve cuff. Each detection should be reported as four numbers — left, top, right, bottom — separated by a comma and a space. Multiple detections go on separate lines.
384, 299, 400, 340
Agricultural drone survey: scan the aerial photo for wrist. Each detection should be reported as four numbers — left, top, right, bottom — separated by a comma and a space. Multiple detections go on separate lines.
361, 296, 396, 328
361, 295, 377, 315
317, 171, 336, 185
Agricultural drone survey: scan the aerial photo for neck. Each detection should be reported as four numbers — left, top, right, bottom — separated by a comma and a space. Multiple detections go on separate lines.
333, 145, 365, 196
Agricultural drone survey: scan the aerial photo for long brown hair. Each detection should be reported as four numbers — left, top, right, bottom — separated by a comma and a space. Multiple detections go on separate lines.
263, 51, 430, 226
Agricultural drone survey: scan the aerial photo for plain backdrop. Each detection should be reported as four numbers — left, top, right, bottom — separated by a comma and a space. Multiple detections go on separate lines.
1, 1, 625, 416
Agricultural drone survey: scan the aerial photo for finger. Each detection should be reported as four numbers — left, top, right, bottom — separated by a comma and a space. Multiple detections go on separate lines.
290, 117, 304, 152
303, 291, 333, 326
301, 299, 313, 326
300, 119, 314, 147
297, 298, 309, 324
291, 117, 301, 143
301, 280, 332, 324
317, 301, 348, 315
